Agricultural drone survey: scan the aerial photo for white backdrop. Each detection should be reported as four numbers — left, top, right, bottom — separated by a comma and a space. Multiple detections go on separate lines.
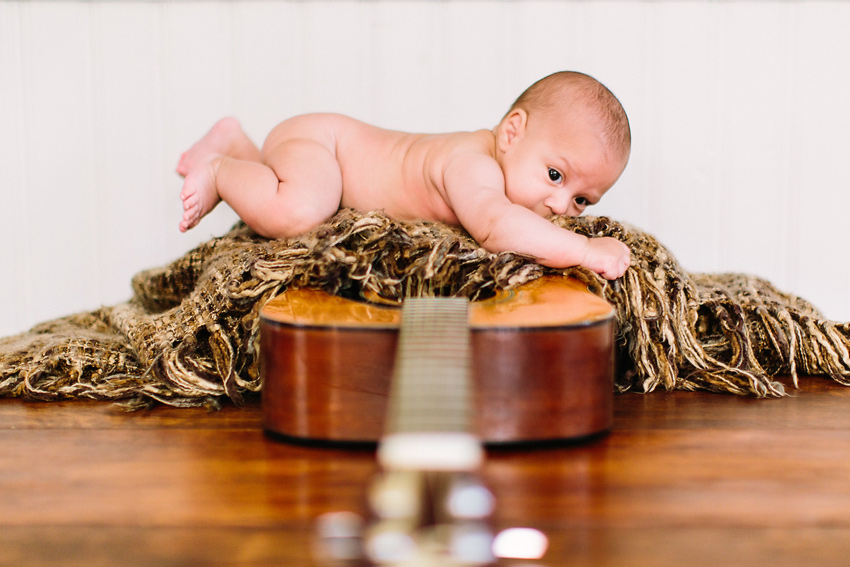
1, 1, 849, 337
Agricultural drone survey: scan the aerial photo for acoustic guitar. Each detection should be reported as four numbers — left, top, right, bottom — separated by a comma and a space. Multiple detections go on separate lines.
260, 276, 616, 564
260, 275, 616, 445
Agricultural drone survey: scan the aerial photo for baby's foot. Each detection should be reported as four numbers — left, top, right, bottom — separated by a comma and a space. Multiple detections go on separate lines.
176, 117, 244, 177
179, 156, 222, 232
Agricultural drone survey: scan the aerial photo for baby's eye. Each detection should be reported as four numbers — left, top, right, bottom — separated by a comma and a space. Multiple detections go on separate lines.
574, 196, 589, 207
548, 168, 562, 183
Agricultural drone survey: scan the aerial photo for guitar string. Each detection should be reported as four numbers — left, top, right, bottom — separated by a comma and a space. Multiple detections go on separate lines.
388, 298, 473, 434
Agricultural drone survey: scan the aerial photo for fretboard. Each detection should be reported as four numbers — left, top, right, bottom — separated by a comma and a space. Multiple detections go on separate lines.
378, 297, 482, 471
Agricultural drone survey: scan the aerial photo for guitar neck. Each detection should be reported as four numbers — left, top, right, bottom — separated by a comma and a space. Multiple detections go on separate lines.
367, 297, 495, 565
377, 297, 483, 472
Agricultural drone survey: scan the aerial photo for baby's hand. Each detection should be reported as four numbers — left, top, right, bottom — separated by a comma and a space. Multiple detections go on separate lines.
581, 237, 631, 280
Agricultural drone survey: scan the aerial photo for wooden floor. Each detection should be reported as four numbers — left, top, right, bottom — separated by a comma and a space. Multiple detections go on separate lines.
2, 377, 850, 567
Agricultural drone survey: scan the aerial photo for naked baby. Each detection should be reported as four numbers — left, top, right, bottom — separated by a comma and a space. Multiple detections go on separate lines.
177, 71, 632, 279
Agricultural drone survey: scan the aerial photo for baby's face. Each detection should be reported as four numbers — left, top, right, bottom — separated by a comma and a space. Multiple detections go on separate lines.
498, 106, 627, 217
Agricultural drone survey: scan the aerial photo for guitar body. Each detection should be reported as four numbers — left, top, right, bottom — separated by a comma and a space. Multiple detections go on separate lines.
260, 275, 616, 445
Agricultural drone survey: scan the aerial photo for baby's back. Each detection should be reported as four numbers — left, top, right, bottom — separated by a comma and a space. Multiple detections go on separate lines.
264, 113, 475, 224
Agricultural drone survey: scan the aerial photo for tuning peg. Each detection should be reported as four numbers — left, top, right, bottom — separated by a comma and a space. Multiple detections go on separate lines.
368, 470, 424, 520
443, 474, 495, 520
363, 519, 419, 565
447, 522, 496, 565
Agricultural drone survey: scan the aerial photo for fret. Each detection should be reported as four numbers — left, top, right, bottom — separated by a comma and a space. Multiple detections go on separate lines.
378, 297, 483, 472
385, 297, 471, 435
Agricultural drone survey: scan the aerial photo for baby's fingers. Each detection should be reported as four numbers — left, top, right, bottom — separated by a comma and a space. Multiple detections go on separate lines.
602, 249, 631, 280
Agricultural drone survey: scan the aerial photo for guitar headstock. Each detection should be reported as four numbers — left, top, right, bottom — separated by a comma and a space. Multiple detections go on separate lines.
314, 468, 496, 566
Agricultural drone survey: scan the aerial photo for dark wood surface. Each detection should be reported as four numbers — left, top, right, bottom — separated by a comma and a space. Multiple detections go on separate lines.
2, 377, 850, 566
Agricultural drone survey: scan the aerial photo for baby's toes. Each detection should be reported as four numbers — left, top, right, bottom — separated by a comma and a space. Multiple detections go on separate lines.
180, 211, 198, 232
182, 204, 198, 223
182, 193, 199, 211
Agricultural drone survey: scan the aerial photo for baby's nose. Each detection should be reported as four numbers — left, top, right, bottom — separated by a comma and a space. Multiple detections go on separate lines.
545, 192, 570, 215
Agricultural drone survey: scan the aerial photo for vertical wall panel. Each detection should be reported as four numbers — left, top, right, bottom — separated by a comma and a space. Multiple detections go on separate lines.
88, 3, 170, 306
1, 1, 849, 338
785, 2, 850, 318
437, 2, 521, 131
371, 2, 452, 131
230, 2, 308, 138
16, 2, 100, 329
637, 4, 725, 272
714, 4, 793, 281
0, 4, 30, 334
298, 3, 379, 118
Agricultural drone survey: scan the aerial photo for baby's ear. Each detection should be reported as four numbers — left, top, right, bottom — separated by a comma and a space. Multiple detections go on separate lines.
497, 108, 528, 151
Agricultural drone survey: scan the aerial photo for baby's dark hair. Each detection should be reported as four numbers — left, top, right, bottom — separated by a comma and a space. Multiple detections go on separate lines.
510, 71, 631, 157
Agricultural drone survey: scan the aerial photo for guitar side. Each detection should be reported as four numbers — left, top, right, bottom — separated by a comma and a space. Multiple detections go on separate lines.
260, 275, 616, 445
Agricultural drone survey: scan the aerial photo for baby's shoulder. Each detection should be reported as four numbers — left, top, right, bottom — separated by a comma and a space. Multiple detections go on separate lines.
423, 131, 503, 195
443, 129, 494, 152
436, 130, 499, 171
424, 129, 496, 166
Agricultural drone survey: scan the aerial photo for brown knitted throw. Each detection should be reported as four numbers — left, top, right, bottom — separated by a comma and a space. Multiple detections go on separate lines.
2, 209, 848, 409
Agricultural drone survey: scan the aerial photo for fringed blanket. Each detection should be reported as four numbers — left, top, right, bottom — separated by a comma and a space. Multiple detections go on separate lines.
2, 209, 849, 409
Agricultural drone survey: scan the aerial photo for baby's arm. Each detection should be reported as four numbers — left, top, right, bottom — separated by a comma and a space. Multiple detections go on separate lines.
443, 152, 630, 279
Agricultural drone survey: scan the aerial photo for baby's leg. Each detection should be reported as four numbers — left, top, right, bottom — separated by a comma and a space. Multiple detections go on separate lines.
183, 138, 343, 238
178, 118, 263, 232
227, 138, 343, 238
179, 155, 228, 232
177, 117, 260, 177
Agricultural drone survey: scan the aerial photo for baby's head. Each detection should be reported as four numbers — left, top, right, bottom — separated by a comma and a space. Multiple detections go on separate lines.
494, 71, 631, 217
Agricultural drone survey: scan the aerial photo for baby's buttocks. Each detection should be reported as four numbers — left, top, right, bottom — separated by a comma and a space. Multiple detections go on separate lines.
261, 113, 345, 159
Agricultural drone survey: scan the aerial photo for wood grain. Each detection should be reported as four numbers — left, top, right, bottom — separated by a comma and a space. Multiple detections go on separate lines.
261, 277, 616, 444
2, 378, 850, 566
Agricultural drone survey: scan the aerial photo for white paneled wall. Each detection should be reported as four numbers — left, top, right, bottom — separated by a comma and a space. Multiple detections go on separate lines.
1, 1, 849, 337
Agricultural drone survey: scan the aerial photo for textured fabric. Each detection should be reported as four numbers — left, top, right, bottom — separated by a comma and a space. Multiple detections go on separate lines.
2, 209, 848, 409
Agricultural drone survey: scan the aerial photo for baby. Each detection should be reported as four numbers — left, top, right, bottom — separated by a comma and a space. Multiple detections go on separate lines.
177, 71, 632, 279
